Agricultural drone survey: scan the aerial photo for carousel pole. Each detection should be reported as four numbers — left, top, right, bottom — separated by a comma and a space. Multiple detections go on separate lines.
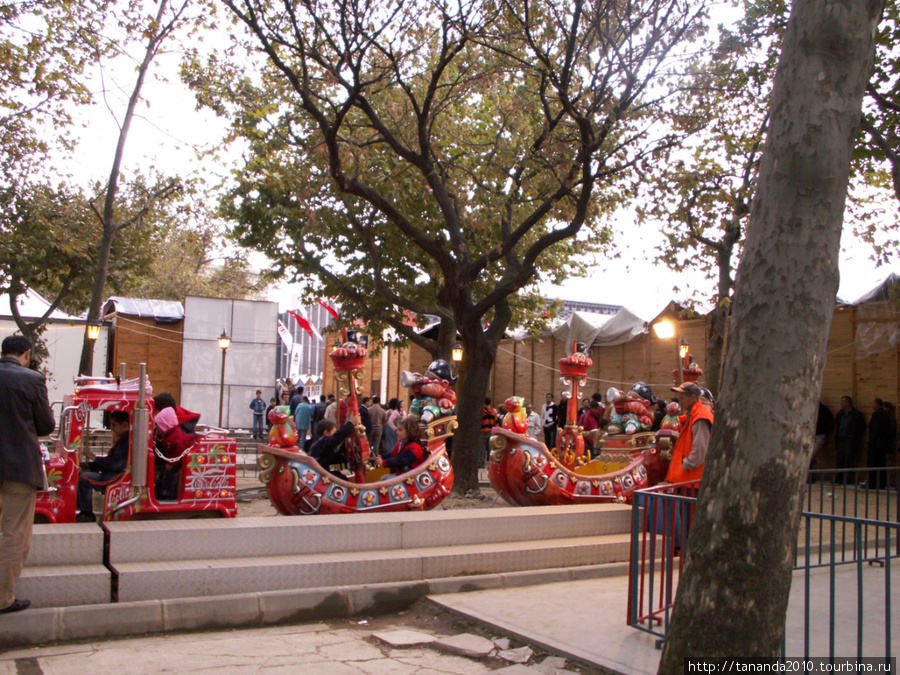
336, 328, 371, 483
566, 340, 581, 427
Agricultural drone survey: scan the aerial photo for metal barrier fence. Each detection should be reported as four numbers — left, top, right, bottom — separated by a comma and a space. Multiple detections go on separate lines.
628, 467, 899, 655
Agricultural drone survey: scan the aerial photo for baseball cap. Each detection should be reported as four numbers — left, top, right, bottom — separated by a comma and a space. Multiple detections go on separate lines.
671, 383, 702, 396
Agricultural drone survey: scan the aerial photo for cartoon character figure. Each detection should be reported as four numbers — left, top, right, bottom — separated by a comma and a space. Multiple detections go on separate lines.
267, 405, 299, 447
660, 401, 681, 432
606, 386, 654, 435
501, 396, 528, 435
401, 359, 457, 424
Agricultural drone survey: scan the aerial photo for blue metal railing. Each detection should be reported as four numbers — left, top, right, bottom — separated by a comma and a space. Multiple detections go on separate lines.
627, 468, 898, 656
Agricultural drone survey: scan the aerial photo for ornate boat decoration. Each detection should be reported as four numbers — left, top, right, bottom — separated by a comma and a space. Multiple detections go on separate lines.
258, 329, 455, 515
488, 340, 656, 505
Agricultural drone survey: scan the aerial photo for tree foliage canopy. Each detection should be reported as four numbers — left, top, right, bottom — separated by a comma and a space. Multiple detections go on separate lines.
193, 0, 708, 353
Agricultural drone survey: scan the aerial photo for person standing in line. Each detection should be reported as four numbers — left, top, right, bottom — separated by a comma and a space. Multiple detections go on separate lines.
249, 390, 267, 439
480, 398, 498, 467
294, 396, 313, 450
367, 396, 387, 454
541, 393, 558, 450
865, 398, 892, 489
525, 403, 542, 441
834, 395, 866, 484
0, 335, 55, 614
288, 385, 305, 417
663, 383, 714, 484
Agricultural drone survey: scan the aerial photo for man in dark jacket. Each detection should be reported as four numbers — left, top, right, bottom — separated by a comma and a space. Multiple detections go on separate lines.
0, 335, 55, 614
866, 398, 892, 489
834, 395, 866, 484
289, 386, 305, 416
76, 410, 130, 522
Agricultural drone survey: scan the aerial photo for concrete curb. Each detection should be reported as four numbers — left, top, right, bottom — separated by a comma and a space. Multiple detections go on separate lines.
0, 561, 628, 651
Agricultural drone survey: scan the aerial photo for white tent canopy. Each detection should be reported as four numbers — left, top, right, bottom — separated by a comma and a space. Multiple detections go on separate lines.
551, 307, 648, 347
0, 288, 79, 321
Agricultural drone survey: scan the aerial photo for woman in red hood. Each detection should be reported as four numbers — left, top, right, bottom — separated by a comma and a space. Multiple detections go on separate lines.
154, 406, 197, 500
153, 392, 201, 435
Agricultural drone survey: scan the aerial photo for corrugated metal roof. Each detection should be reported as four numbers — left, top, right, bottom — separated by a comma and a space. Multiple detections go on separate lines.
104, 297, 184, 323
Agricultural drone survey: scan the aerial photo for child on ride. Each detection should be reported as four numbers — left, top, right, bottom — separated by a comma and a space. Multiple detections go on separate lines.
154, 406, 196, 499
374, 418, 426, 475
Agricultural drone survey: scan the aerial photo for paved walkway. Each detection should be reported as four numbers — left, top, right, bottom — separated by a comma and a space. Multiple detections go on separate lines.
433, 564, 896, 675
0, 565, 892, 674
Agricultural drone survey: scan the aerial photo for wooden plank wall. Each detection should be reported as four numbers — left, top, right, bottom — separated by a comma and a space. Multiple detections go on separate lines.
324, 308, 899, 470
110, 315, 183, 402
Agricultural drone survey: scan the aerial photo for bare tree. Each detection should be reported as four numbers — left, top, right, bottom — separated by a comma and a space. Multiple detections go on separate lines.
77, 0, 190, 375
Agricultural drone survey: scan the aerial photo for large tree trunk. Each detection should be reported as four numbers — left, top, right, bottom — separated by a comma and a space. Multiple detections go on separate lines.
451, 301, 510, 495
703, 299, 728, 398
659, 0, 884, 666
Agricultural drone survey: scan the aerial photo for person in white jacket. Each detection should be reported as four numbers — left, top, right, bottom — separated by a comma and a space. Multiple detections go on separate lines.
526, 403, 542, 441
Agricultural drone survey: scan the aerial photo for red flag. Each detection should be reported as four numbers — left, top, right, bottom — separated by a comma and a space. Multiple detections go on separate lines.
318, 299, 339, 320
287, 309, 321, 340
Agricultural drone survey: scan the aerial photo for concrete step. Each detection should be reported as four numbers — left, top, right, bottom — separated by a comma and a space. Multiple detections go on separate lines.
19, 504, 636, 609
112, 533, 633, 602
17, 524, 110, 609
104, 505, 633, 564
18, 564, 112, 609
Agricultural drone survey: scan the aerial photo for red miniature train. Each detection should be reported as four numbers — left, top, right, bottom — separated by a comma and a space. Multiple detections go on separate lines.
35, 366, 237, 523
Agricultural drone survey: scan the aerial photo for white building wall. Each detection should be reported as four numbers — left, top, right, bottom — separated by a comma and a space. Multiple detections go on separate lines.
0, 320, 109, 405
180, 296, 278, 430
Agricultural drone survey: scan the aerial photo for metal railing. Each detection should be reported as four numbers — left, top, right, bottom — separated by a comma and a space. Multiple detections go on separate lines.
627, 481, 700, 647
628, 468, 899, 655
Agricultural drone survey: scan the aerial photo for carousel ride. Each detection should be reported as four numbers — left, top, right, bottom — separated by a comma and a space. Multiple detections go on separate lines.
488, 341, 678, 505
257, 329, 455, 515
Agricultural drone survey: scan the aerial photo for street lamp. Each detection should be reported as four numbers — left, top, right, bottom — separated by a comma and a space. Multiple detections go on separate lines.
451, 343, 463, 363
218, 330, 230, 427
679, 338, 690, 368
86, 322, 101, 341
652, 319, 684, 385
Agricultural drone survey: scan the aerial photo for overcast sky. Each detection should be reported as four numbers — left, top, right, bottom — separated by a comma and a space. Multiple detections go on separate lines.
59, 10, 900, 318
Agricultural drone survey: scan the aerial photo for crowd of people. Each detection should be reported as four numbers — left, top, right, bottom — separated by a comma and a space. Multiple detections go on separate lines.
262, 379, 424, 480
822, 395, 899, 486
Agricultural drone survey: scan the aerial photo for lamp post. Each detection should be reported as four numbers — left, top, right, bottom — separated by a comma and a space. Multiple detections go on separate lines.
679, 338, 690, 371
83, 322, 102, 375
218, 330, 230, 427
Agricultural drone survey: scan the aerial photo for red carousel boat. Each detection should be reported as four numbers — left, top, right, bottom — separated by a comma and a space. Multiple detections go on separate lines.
489, 341, 668, 505
258, 329, 455, 515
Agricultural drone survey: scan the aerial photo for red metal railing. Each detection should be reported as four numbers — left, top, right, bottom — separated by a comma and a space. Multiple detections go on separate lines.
626, 481, 700, 645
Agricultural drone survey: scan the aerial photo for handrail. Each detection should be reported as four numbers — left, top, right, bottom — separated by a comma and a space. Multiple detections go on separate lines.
627, 470, 898, 657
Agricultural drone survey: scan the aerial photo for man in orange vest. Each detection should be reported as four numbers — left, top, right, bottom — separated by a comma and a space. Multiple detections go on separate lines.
664, 382, 714, 484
